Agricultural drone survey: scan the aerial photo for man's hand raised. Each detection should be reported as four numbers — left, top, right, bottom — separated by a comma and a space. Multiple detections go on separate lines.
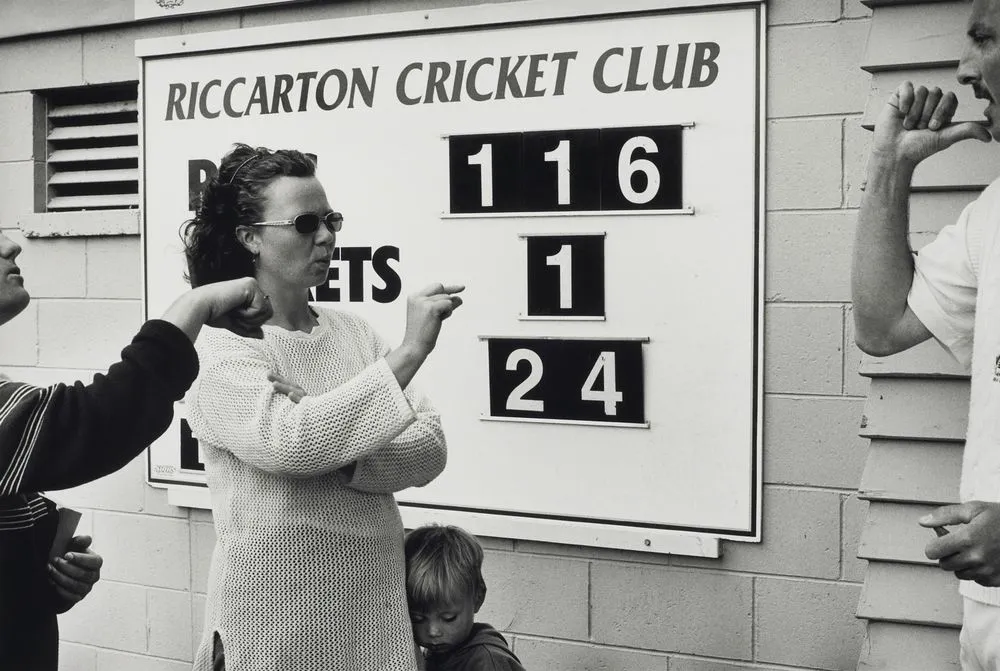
161, 277, 273, 342
201, 277, 273, 339
873, 81, 991, 169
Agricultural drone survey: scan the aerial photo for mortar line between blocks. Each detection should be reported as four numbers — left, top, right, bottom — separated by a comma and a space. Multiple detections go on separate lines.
763, 482, 859, 494
583, 557, 861, 585
770, 16, 871, 29
60, 639, 194, 665
841, 303, 850, 396
512, 633, 832, 670
765, 300, 853, 308
144, 587, 152, 653
586, 560, 592, 640
767, 391, 865, 401
751, 574, 758, 662
839, 492, 849, 582
83, 238, 90, 299
841, 116, 848, 209
769, 111, 866, 122
766, 206, 860, 214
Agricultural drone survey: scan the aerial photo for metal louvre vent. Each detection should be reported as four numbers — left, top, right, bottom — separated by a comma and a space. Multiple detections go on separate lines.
45, 83, 139, 211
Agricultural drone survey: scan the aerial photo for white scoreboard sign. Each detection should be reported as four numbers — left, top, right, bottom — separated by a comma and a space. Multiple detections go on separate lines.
140, 0, 764, 553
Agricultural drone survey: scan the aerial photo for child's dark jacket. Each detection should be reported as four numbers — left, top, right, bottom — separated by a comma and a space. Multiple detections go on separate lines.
0, 320, 198, 670
425, 623, 526, 671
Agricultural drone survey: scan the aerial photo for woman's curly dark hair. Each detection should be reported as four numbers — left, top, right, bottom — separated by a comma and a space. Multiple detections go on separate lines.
183, 143, 316, 287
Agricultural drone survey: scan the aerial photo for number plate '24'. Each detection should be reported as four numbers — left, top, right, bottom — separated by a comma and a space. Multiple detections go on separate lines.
484, 337, 646, 426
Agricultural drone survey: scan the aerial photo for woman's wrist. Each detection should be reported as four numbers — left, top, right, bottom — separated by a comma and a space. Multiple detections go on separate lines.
385, 343, 428, 390
395, 341, 429, 364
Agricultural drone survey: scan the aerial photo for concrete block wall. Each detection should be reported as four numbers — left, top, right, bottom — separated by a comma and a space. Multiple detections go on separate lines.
0, 1, 875, 669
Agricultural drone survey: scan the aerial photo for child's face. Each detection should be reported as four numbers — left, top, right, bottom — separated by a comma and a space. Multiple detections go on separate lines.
410, 594, 477, 656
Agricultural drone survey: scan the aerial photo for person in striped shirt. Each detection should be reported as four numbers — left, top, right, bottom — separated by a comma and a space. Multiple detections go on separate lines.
0, 229, 272, 670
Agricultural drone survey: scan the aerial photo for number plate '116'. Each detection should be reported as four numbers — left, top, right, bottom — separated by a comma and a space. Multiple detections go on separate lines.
449, 125, 683, 214
484, 337, 647, 427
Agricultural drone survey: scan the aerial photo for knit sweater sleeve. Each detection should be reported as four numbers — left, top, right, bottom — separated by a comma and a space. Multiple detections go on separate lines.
0, 320, 198, 495
187, 328, 421, 478
345, 320, 447, 494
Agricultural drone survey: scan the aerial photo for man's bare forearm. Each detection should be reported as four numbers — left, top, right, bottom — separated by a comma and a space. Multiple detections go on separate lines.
852, 152, 918, 354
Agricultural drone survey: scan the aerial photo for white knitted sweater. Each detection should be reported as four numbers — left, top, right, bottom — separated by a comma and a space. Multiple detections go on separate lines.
186, 307, 447, 670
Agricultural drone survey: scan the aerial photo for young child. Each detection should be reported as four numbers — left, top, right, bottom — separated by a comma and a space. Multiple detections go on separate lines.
405, 524, 526, 671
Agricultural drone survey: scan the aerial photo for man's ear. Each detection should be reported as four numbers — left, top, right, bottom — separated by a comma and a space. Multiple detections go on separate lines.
234, 225, 259, 257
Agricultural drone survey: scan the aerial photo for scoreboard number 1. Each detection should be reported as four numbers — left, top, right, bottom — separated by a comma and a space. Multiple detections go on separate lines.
468, 144, 494, 207
448, 125, 684, 214
544, 140, 571, 205
483, 336, 648, 427
546, 244, 572, 309
522, 233, 605, 319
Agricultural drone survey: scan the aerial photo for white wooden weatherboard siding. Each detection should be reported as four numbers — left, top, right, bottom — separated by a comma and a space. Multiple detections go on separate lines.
854, 3, 973, 665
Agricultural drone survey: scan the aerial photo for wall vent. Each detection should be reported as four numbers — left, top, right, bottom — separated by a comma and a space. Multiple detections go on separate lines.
45, 83, 138, 211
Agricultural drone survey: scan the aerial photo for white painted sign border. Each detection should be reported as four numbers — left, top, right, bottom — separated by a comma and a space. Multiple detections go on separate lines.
138, 0, 767, 557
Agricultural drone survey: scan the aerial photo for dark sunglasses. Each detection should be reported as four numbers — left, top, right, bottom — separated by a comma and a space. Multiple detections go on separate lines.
251, 211, 343, 234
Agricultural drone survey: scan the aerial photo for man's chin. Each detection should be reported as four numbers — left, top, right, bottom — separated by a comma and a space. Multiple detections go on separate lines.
0, 289, 31, 327
984, 112, 1000, 141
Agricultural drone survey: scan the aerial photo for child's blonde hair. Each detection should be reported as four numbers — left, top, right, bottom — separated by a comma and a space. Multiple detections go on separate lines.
404, 524, 487, 610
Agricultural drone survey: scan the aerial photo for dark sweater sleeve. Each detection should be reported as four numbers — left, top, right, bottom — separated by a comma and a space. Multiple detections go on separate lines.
0, 319, 198, 494
461, 648, 526, 671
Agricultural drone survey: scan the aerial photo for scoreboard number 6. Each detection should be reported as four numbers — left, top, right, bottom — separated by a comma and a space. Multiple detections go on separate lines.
618, 136, 660, 205
448, 125, 683, 214
485, 337, 647, 427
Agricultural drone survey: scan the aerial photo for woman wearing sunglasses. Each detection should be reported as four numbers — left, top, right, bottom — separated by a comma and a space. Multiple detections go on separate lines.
182, 143, 463, 671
